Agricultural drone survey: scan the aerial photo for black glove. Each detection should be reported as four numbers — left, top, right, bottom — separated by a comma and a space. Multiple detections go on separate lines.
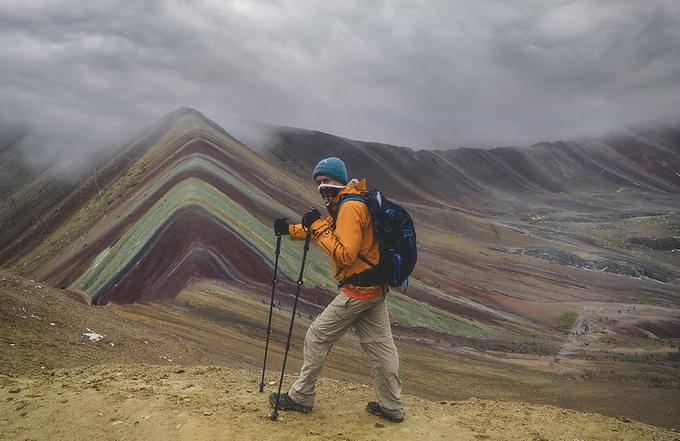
274, 217, 289, 236
301, 208, 321, 230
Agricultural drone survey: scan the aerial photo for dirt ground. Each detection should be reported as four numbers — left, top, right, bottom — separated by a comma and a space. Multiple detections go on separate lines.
1, 270, 679, 440
2, 364, 679, 441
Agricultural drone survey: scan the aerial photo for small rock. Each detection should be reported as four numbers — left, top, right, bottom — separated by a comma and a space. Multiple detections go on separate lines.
60, 399, 68, 404
440, 401, 447, 405
20, 410, 28, 417
348, 386, 357, 390
617, 416, 632, 423
175, 368, 185, 374
203, 410, 212, 416
9, 387, 21, 394
375, 423, 384, 428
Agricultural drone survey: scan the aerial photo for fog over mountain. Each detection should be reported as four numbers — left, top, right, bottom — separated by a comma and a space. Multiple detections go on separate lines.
1, 0, 679, 157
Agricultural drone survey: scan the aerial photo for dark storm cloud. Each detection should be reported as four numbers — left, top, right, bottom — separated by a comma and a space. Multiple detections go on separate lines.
1, 0, 679, 156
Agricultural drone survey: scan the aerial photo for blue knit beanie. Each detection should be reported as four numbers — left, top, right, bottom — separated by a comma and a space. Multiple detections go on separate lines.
312, 157, 348, 185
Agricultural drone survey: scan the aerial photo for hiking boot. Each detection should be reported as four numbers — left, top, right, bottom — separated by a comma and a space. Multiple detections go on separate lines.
269, 392, 312, 413
366, 401, 404, 423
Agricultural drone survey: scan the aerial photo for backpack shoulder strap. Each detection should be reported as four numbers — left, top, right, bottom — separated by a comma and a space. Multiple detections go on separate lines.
332, 195, 368, 229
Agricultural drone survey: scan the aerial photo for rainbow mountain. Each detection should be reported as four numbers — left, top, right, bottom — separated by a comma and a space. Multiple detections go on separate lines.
1, 108, 679, 344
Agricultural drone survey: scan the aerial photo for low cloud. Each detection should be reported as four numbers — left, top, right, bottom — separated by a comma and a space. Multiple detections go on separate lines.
1, 0, 679, 157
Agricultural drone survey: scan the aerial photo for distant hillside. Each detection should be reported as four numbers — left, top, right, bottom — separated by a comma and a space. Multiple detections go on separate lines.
264, 123, 680, 215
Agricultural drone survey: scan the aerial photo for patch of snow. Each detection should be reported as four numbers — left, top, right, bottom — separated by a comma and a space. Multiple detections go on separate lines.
83, 328, 104, 342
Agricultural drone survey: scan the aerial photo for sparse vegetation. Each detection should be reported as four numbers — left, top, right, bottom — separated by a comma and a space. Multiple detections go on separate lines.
556, 312, 578, 333
598, 334, 618, 345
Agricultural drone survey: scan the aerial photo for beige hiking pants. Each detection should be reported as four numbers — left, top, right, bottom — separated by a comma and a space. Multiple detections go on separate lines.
288, 292, 403, 417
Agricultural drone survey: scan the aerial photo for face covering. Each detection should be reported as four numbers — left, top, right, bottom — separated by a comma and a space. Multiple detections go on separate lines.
318, 183, 344, 206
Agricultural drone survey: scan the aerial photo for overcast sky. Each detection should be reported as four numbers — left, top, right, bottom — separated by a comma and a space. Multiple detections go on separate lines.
1, 0, 679, 155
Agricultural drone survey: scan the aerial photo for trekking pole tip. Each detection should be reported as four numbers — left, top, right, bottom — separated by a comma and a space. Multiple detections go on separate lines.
271, 410, 279, 421
259, 383, 265, 393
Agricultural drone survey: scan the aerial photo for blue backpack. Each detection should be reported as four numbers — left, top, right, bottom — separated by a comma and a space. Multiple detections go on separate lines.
334, 190, 417, 289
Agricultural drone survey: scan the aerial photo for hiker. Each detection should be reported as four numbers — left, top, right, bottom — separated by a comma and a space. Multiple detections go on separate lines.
269, 157, 404, 423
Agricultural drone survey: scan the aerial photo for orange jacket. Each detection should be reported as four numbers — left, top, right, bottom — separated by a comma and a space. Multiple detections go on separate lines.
288, 179, 385, 299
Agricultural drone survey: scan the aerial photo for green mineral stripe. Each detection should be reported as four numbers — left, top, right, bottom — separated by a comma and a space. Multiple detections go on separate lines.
144, 114, 313, 199
387, 291, 494, 339
70, 177, 335, 296
115, 155, 301, 224
407, 279, 534, 331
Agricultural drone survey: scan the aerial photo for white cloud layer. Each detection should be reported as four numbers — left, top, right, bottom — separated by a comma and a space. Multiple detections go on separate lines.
1, 0, 679, 154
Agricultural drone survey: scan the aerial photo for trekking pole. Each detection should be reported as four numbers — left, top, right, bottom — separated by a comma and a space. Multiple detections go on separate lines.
271, 229, 312, 421
259, 232, 283, 393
